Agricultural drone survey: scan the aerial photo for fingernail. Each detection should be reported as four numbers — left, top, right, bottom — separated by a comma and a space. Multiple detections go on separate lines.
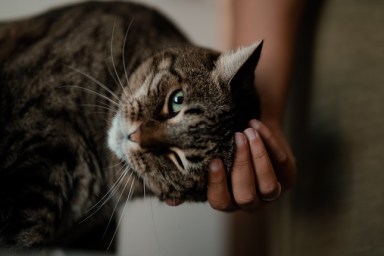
209, 159, 220, 172
250, 119, 260, 129
244, 128, 257, 140
235, 132, 245, 146
262, 182, 282, 202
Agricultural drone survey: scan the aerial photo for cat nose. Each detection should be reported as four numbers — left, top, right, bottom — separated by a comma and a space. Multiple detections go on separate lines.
127, 129, 141, 144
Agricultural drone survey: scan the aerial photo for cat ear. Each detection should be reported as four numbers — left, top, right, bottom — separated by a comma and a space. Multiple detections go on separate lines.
214, 41, 263, 131
215, 40, 263, 84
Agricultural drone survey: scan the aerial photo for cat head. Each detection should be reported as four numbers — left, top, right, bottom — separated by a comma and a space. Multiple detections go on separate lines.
108, 41, 263, 202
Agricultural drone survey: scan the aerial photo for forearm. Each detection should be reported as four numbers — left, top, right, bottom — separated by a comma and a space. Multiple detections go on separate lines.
208, 0, 301, 212
224, 0, 304, 128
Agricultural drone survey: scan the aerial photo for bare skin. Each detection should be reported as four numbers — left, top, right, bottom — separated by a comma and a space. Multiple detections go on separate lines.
206, 0, 303, 212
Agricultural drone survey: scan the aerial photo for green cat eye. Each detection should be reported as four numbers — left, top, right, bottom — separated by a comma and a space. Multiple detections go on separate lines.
169, 90, 184, 114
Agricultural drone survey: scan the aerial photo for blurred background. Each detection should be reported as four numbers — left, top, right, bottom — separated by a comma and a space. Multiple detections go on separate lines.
1, 0, 384, 255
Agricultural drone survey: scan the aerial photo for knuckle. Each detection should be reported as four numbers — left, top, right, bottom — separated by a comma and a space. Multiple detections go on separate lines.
246, 133, 269, 160
252, 148, 268, 160
248, 131, 262, 144
276, 152, 288, 163
208, 174, 225, 186
263, 132, 273, 143
233, 157, 250, 169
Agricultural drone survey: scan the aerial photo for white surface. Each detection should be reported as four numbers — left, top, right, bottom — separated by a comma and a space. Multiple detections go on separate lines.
118, 199, 228, 256
0, 1, 230, 256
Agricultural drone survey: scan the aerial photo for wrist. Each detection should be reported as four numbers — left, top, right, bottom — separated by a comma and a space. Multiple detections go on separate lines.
259, 113, 284, 132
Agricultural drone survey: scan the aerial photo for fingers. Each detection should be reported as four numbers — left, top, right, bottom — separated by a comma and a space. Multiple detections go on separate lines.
231, 133, 261, 210
208, 129, 280, 212
243, 128, 281, 201
207, 159, 235, 211
207, 119, 296, 213
249, 120, 296, 190
249, 120, 287, 164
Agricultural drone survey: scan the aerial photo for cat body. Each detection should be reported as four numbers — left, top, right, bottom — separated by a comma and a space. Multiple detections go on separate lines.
0, 1, 261, 248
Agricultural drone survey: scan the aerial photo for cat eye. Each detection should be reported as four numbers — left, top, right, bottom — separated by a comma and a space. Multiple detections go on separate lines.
169, 90, 184, 115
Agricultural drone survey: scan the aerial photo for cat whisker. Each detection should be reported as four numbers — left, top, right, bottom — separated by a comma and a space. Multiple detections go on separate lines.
93, 164, 129, 208
85, 111, 115, 121
62, 85, 119, 107
105, 119, 113, 128
128, 178, 136, 200
110, 19, 129, 103
66, 98, 118, 117
75, 103, 118, 114
143, 176, 147, 211
80, 164, 130, 223
105, 59, 124, 97
66, 66, 121, 102
149, 193, 163, 254
107, 159, 126, 170
90, 111, 113, 118
106, 177, 137, 252
102, 169, 134, 240
96, 99, 119, 112
107, 170, 134, 221
122, 19, 134, 99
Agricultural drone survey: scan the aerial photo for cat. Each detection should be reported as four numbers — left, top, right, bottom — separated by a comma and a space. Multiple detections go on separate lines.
0, 1, 261, 249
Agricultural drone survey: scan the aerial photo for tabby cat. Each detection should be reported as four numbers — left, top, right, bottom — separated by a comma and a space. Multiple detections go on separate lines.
0, 1, 261, 249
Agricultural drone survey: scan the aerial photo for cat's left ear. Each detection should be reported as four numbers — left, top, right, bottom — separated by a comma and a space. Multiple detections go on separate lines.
214, 41, 263, 128
214, 40, 263, 86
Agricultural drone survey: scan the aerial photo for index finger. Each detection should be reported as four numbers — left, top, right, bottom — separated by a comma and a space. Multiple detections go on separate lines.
207, 159, 234, 211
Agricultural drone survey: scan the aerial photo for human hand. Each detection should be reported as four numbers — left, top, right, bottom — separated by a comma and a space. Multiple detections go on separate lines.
207, 119, 296, 212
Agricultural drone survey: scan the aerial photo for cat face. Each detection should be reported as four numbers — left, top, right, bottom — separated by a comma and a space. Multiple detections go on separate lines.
108, 42, 262, 202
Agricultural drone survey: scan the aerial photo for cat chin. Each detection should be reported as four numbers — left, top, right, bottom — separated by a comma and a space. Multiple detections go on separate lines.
159, 193, 207, 203
143, 175, 207, 202
164, 198, 184, 206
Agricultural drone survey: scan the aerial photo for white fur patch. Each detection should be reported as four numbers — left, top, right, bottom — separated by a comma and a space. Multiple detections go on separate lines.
108, 110, 143, 162
108, 112, 125, 160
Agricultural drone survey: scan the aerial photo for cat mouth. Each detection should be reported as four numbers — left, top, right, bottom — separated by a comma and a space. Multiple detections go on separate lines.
164, 198, 184, 206
159, 187, 208, 203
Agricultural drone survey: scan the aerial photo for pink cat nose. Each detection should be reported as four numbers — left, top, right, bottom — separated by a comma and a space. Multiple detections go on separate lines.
127, 129, 141, 144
